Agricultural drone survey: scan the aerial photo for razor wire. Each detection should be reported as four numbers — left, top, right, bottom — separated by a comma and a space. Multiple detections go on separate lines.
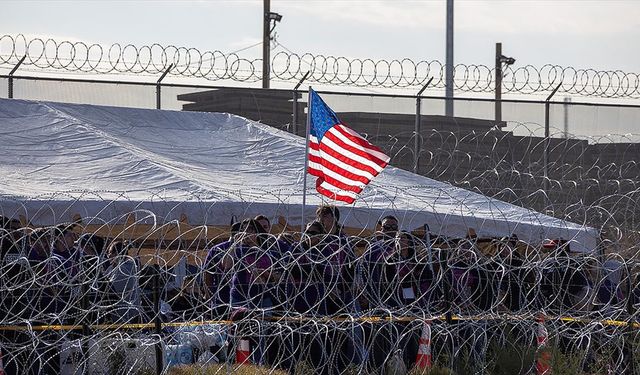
1, 112, 640, 373
2, 34, 640, 98
271, 50, 640, 99
367, 125, 640, 251
1, 193, 640, 374
0, 34, 261, 82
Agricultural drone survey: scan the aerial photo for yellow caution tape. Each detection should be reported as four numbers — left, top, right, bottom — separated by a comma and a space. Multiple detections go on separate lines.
0, 314, 637, 331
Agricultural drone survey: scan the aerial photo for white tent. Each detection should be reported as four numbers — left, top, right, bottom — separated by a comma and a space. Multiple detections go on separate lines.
0, 98, 598, 252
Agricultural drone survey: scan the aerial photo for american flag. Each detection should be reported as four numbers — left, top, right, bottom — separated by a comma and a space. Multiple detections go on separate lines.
307, 89, 390, 204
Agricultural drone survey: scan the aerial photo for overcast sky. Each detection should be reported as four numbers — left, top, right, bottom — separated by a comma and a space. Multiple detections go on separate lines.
3, 0, 639, 72
2, 0, 640, 138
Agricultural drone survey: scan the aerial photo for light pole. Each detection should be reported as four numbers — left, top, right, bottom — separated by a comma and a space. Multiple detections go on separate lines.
445, 0, 454, 117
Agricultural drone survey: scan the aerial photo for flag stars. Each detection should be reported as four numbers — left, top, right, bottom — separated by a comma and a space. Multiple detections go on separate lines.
310, 91, 340, 141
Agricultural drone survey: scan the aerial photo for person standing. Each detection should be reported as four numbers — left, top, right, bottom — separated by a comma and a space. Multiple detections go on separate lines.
358, 215, 400, 310
50, 226, 81, 323
204, 221, 241, 319
106, 241, 141, 323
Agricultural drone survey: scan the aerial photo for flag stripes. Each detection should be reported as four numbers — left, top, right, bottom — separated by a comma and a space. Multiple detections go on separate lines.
307, 90, 390, 203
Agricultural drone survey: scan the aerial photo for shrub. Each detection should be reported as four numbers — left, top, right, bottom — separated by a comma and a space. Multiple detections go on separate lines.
548, 348, 585, 375
487, 337, 536, 375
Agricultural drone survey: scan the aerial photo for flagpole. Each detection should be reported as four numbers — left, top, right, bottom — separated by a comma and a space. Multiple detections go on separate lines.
302, 86, 312, 227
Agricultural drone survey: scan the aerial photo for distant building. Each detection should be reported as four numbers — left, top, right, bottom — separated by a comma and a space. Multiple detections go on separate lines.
178, 88, 640, 228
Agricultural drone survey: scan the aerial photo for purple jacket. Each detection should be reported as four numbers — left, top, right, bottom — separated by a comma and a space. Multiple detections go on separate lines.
230, 245, 276, 308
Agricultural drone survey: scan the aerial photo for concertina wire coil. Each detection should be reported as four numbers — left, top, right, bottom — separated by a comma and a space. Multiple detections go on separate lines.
1, 191, 639, 374
1, 34, 640, 98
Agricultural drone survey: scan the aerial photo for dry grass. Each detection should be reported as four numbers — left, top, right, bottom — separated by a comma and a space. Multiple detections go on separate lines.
407, 366, 455, 375
166, 363, 288, 375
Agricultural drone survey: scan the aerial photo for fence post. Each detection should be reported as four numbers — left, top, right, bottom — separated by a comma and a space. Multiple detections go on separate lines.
414, 77, 433, 174
626, 266, 636, 374
495, 43, 502, 124
543, 83, 562, 195
438, 247, 454, 370
292, 71, 310, 136
156, 64, 173, 110
563, 97, 571, 138
153, 266, 163, 375
8, 55, 27, 99
81, 265, 91, 373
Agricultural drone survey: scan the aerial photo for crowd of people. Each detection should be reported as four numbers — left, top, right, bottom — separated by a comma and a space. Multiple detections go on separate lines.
1, 207, 639, 374
1, 206, 639, 323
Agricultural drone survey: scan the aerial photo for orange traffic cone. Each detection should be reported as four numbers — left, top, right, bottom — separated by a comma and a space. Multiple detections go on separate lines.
536, 315, 551, 375
236, 338, 251, 364
415, 320, 432, 369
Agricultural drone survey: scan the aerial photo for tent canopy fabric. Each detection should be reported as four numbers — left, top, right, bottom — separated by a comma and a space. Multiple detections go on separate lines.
0, 98, 598, 252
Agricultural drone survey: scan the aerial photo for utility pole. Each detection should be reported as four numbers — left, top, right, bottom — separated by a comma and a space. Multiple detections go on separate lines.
262, 0, 271, 89
262, 0, 282, 89
494, 42, 515, 124
445, 0, 454, 117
